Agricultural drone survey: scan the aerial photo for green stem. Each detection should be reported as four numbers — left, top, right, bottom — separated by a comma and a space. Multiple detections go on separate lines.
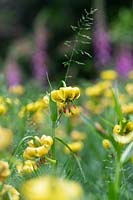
51, 121, 56, 160
9, 136, 33, 169
114, 153, 122, 200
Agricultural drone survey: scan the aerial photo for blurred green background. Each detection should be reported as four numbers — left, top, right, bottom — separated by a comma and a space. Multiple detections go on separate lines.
0, 0, 132, 85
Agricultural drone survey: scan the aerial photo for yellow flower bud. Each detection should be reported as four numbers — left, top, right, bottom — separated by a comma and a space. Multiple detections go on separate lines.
113, 125, 121, 134
102, 139, 111, 149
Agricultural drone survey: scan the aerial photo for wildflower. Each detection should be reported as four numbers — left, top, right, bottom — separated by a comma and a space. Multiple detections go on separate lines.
100, 70, 117, 80
31, 110, 44, 126
23, 135, 53, 160
102, 139, 111, 149
21, 176, 83, 200
85, 81, 111, 97
9, 85, 25, 95
113, 125, 121, 134
71, 130, 86, 141
0, 161, 10, 182
0, 104, 7, 115
125, 83, 133, 96
122, 103, 133, 114
65, 106, 81, 117
113, 122, 133, 144
16, 160, 37, 174
0, 127, 13, 151
113, 132, 133, 144
51, 87, 80, 103
51, 86, 80, 113
0, 184, 20, 200
64, 141, 83, 154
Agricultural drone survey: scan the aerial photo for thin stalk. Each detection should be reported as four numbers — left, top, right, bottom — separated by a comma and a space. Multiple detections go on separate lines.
114, 153, 122, 200
9, 136, 33, 169
51, 121, 56, 160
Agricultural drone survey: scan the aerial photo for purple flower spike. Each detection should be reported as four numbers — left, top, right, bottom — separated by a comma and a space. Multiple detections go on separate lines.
5, 58, 22, 86
116, 45, 132, 77
93, 26, 111, 68
32, 25, 48, 82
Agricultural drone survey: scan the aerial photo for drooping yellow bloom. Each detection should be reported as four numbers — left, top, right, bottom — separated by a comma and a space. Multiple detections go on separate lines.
51, 86, 80, 103
0, 127, 13, 151
0, 161, 10, 182
21, 176, 83, 200
100, 70, 117, 80
65, 106, 81, 117
113, 121, 133, 144
0, 184, 20, 200
113, 132, 133, 144
102, 139, 111, 149
23, 135, 53, 160
64, 141, 83, 154
16, 160, 37, 174
9, 85, 25, 95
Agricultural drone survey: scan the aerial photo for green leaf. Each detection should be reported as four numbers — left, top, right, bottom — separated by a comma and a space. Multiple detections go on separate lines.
120, 141, 133, 164
3, 191, 12, 200
55, 137, 86, 183
112, 88, 123, 123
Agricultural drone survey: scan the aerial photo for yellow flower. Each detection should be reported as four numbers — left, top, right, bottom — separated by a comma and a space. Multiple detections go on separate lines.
0, 104, 7, 115
122, 103, 133, 114
64, 142, 83, 154
113, 132, 133, 144
125, 83, 133, 96
0, 184, 20, 200
71, 130, 86, 141
31, 110, 44, 126
23, 135, 53, 160
21, 176, 83, 200
16, 160, 37, 174
0, 127, 13, 151
85, 81, 111, 97
0, 161, 10, 182
65, 106, 81, 117
51, 86, 80, 103
102, 139, 111, 149
100, 70, 117, 80
113, 125, 121, 134
126, 121, 133, 132
9, 85, 25, 95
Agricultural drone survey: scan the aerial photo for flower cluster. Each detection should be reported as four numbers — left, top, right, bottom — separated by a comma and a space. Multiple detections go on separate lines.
51, 86, 80, 113
23, 135, 53, 160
